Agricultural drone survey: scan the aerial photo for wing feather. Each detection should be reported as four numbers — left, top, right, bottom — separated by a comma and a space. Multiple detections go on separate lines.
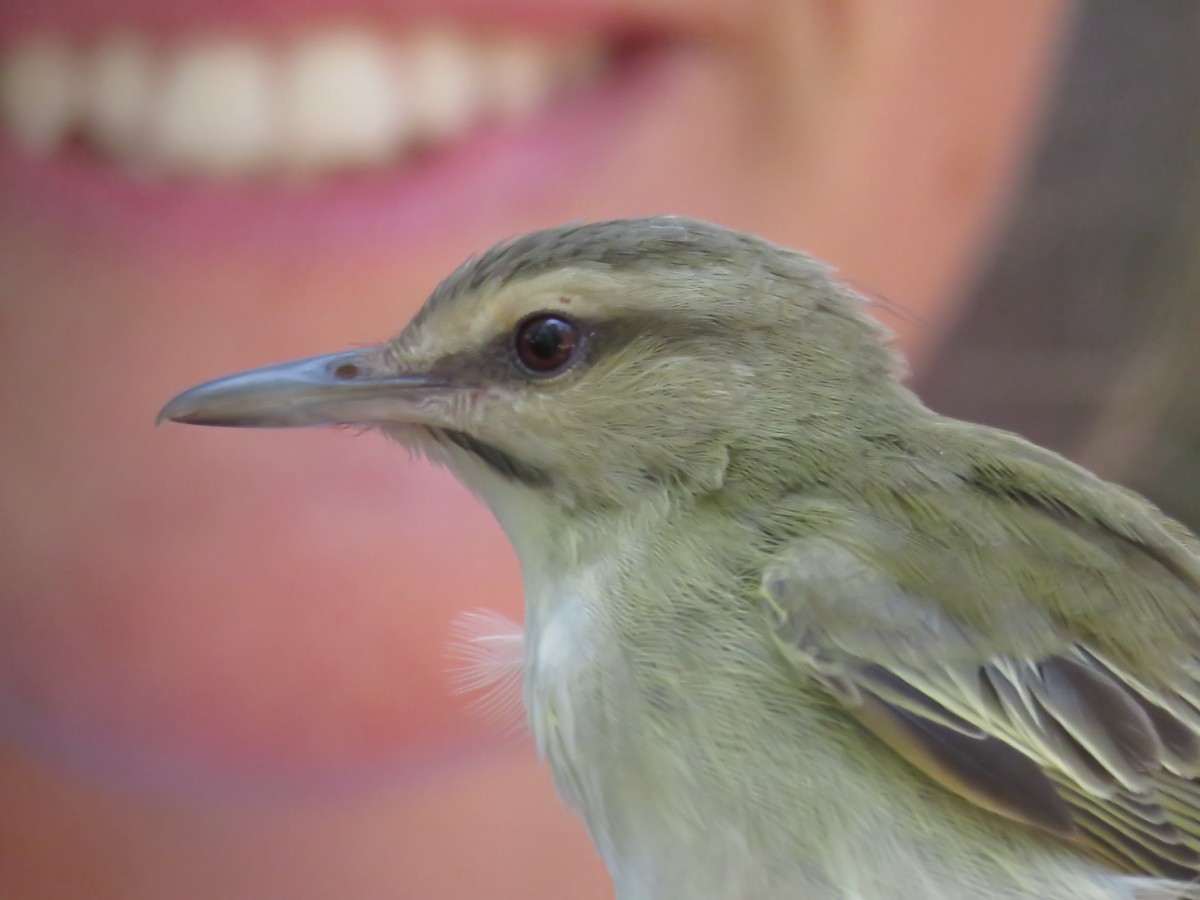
762, 479, 1200, 882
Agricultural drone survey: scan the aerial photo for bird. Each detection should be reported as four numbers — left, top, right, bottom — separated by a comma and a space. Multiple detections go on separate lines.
160, 216, 1200, 899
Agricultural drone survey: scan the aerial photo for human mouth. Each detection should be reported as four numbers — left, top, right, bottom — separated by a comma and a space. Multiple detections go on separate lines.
0, 8, 696, 251
0, 25, 606, 181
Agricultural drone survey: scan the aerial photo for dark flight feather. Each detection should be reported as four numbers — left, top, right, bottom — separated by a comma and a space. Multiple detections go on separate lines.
764, 424, 1200, 885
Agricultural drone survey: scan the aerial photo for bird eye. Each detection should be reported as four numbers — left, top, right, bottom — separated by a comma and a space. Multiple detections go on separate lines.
513, 314, 582, 375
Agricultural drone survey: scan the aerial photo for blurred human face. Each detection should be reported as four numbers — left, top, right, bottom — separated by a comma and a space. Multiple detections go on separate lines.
0, 0, 1068, 895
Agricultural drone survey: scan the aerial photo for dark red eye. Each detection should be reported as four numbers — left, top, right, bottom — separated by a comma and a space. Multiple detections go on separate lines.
513, 314, 582, 374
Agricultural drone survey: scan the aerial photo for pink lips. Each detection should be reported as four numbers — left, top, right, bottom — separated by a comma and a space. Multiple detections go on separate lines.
0, 40, 688, 255
0, 0, 694, 44
0, 0, 716, 260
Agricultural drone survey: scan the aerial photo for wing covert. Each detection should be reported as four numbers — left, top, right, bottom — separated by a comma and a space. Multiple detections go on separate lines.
762, 521, 1200, 879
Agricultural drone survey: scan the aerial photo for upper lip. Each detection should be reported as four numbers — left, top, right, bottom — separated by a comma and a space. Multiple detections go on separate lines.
0, 0, 733, 45
157, 346, 448, 428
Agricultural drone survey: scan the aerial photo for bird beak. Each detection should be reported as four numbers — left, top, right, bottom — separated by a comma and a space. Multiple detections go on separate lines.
157, 346, 446, 428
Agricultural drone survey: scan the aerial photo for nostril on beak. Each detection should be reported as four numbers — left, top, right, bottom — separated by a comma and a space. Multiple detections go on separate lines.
333, 362, 361, 379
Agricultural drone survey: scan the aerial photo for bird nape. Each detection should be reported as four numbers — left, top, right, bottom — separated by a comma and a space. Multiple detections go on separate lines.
161, 216, 1200, 900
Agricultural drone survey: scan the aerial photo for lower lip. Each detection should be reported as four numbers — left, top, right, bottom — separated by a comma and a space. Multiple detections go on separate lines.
0, 41, 688, 255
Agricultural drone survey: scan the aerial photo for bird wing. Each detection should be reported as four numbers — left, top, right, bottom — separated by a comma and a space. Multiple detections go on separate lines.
761, 431, 1200, 879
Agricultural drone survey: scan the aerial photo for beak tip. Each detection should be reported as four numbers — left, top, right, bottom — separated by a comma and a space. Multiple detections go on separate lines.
156, 392, 200, 426
156, 384, 247, 428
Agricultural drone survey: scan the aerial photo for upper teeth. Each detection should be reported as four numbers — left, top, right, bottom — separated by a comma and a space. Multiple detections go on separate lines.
0, 27, 605, 179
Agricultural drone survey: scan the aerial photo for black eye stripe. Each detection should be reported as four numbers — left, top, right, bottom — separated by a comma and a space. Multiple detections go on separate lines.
425, 312, 718, 387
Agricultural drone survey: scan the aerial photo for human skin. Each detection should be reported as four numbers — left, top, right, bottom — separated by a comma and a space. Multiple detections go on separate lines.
0, 1, 1071, 897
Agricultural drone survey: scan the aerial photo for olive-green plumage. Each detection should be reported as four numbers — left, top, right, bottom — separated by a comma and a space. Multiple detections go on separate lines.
161, 217, 1200, 898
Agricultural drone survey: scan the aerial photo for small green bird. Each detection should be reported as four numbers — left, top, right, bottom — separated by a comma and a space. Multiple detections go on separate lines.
160, 217, 1200, 899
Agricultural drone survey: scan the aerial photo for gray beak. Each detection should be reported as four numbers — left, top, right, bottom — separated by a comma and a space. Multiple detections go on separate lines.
157, 347, 444, 428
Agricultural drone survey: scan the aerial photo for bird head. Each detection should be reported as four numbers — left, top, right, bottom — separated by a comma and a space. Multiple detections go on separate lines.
160, 217, 907, 552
